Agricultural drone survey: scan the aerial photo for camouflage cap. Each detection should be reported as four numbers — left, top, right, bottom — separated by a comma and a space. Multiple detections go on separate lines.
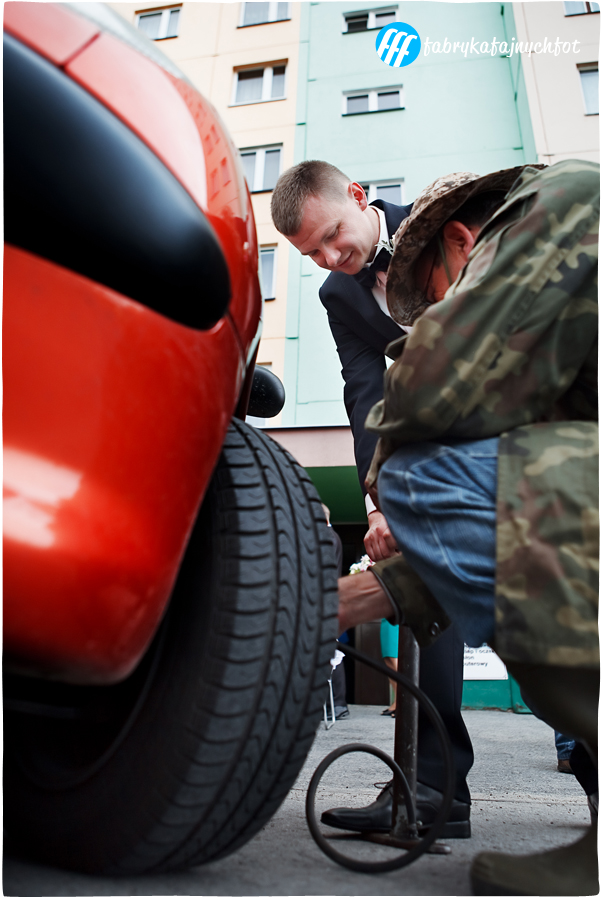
386, 167, 528, 325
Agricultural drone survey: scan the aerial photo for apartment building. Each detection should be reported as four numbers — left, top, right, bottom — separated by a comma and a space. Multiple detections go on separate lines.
262, 2, 538, 541
109, 2, 577, 708
513, 0, 599, 163
108, 2, 543, 526
109, 1, 303, 425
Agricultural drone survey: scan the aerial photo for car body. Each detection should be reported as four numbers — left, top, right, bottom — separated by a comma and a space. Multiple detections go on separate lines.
3, 6, 337, 875
3, 1, 262, 686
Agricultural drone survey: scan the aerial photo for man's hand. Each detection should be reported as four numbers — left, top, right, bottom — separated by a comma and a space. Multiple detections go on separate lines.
364, 510, 397, 561
338, 571, 394, 634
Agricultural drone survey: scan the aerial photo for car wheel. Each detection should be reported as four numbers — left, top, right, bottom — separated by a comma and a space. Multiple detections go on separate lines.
4, 420, 339, 874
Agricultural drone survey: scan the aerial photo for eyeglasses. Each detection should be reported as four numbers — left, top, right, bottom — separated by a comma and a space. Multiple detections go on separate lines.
414, 244, 438, 300
414, 233, 452, 302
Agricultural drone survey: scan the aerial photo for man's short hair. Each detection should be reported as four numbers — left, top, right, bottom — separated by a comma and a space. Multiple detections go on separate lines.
426, 190, 508, 267
271, 160, 350, 236
451, 190, 507, 230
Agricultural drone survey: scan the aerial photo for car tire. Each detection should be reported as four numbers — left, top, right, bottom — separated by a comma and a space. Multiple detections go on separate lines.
4, 420, 339, 874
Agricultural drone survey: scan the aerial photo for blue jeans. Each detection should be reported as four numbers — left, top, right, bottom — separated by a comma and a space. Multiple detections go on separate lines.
379, 437, 499, 648
554, 731, 576, 760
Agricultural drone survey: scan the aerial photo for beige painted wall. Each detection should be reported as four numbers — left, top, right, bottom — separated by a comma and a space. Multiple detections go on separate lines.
264, 426, 355, 468
513, 2, 599, 163
107, 2, 301, 423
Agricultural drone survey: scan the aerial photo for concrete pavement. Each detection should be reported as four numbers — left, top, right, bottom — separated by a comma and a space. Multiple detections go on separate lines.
4, 707, 591, 896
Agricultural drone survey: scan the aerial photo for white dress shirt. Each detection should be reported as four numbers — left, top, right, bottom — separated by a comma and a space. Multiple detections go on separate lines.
364, 206, 411, 517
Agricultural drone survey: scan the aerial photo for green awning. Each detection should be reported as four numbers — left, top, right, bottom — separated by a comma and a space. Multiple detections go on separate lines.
306, 465, 367, 524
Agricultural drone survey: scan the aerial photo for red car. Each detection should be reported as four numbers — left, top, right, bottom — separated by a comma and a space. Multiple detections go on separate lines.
3, 2, 337, 875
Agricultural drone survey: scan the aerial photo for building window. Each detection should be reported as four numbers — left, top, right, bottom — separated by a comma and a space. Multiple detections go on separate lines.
564, 1, 599, 13
343, 87, 403, 115
578, 65, 599, 114
136, 6, 181, 39
361, 182, 404, 206
233, 65, 286, 104
240, 146, 282, 192
259, 247, 277, 300
240, 2, 290, 26
343, 7, 397, 32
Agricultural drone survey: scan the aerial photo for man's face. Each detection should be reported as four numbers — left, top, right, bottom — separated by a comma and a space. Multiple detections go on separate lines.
413, 242, 453, 304
287, 183, 380, 275
414, 221, 479, 303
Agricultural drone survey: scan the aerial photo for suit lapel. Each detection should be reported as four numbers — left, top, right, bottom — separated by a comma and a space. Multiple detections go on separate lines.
351, 200, 411, 343
347, 276, 405, 347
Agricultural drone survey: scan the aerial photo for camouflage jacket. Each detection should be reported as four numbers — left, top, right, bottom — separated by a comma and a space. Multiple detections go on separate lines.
366, 160, 599, 667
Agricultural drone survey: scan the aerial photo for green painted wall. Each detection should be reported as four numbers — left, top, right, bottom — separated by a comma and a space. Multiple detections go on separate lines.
283, 1, 537, 426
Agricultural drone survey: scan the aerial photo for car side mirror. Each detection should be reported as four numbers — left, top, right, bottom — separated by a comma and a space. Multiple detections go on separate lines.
247, 366, 285, 418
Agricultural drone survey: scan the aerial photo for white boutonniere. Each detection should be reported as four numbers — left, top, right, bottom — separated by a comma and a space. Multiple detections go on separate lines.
374, 236, 395, 257
349, 554, 375, 574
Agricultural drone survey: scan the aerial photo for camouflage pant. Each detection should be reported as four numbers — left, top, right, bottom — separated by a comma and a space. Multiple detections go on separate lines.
495, 421, 599, 668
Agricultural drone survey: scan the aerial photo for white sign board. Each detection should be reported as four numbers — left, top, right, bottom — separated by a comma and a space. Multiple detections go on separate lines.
463, 644, 508, 681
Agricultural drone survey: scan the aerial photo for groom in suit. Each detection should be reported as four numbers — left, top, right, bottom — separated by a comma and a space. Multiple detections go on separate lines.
270, 160, 474, 838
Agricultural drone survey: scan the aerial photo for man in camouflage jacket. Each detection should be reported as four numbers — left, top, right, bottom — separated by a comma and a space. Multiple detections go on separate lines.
365, 160, 598, 670
338, 159, 599, 895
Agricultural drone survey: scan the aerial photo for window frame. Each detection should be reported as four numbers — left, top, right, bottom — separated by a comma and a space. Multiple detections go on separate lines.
239, 144, 283, 193
259, 246, 277, 301
238, 1, 291, 27
360, 180, 405, 206
342, 6, 398, 33
135, 5, 182, 40
231, 64, 287, 106
563, 0, 599, 14
342, 86, 404, 116
578, 63, 599, 115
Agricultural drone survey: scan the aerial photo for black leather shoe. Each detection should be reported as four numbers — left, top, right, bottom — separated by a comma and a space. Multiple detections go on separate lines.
321, 780, 471, 839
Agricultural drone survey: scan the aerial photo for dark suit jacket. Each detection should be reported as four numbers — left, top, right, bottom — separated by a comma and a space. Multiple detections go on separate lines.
319, 200, 412, 491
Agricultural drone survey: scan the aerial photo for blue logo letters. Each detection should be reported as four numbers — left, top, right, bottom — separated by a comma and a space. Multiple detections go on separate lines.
376, 22, 421, 67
